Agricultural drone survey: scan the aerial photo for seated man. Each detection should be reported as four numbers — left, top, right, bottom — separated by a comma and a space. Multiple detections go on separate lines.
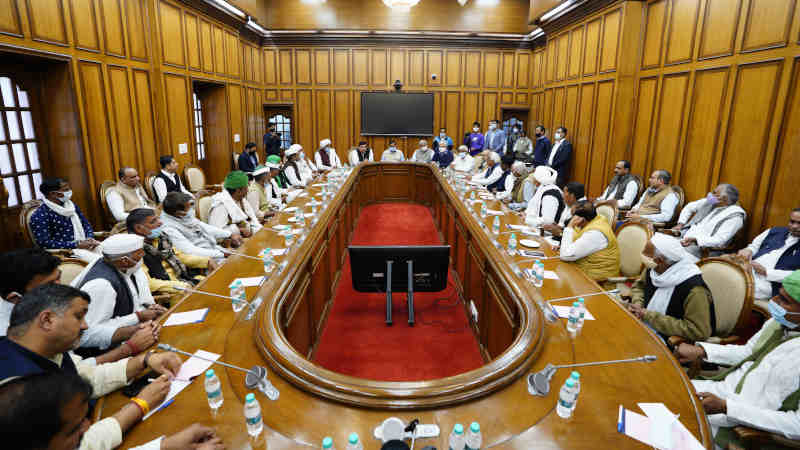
542, 182, 587, 236
411, 139, 435, 163
503, 162, 532, 208
672, 183, 746, 257
432, 142, 454, 169
315, 139, 342, 170
71, 234, 167, 356
349, 141, 374, 165
0, 283, 185, 450
626, 170, 679, 224
247, 165, 281, 221
30, 178, 99, 251
736, 207, 800, 302
297, 151, 316, 184
106, 167, 154, 222
471, 151, 502, 186
489, 155, 516, 197
674, 271, 800, 449
209, 171, 262, 238
381, 140, 405, 162
511, 129, 533, 157
283, 145, 308, 187
152, 155, 193, 203
627, 233, 715, 342
237, 142, 259, 173
597, 160, 639, 209
127, 208, 217, 296
160, 192, 236, 260
0, 372, 226, 450
471, 150, 490, 175
524, 166, 566, 227
452, 145, 474, 172
432, 127, 453, 150
0, 248, 61, 335
266, 155, 291, 199
559, 200, 620, 285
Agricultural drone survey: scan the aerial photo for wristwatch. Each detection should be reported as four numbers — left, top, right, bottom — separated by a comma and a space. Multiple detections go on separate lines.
143, 349, 157, 369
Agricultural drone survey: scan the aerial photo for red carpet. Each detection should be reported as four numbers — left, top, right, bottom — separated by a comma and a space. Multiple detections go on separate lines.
312, 203, 485, 381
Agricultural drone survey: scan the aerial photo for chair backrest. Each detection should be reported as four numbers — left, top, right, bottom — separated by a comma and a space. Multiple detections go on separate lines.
631, 174, 644, 206
596, 202, 618, 226
143, 171, 158, 202
233, 152, 240, 170
698, 257, 754, 338
59, 257, 88, 285
615, 221, 654, 277
19, 199, 43, 247
98, 180, 117, 227
183, 165, 206, 193
670, 185, 685, 225
196, 190, 214, 223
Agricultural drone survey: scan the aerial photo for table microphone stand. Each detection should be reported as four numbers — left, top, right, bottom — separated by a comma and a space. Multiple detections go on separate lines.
528, 355, 657, 396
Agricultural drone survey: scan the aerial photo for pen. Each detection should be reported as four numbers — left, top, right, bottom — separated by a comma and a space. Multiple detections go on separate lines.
617, 405, 625, 433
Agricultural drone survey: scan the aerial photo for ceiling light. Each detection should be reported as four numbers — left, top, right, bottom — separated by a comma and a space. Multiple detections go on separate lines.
206, 0, 245, 18
476, 33, 526, 38
457, 0, 468, 5
525, 27, 544, 40
374, 30, 423, 35
246, 17, 268, 36
382, 0, 421, 12
540, 0, 578, 22
320, 30, 370, 34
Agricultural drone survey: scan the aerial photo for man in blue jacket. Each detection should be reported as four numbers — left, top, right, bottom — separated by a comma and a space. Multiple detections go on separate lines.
533, 125, 551, 167
483, 119, 506, 155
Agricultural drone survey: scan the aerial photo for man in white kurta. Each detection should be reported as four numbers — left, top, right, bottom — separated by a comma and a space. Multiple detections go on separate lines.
471, 151, 502, 186
381, 141, 405, 162
452, 145, 475, 172
411, 140, 435, 163
209, 171, 263, 237
597, 160, 639, 209
627, 170, 680, 224
675, 270, 800, 449
672, 184, 746, 257
349, 142, 374, 165
283, 144, 308, 187
497, 161, 526, 202
525, 165, 565, 227
106, 168, 153, 222
315, 139, 342, 171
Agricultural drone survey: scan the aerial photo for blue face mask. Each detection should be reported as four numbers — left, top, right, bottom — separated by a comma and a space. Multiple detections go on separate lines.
768, 299, 800, 329
148, 226, 163, 239
706, 192, 720, 206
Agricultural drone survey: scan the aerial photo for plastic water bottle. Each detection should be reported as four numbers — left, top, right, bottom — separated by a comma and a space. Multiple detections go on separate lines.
470, 191, 476, 201
243, 393, 263, 437
345, 433, 363, 450
492, 216, 500, 235
577, 297, 586, 329
262, 249, 275, 273
311, 201, 317, 215
295, 207, 304, 226
229, 280, 246, 312
322, 437, 335, 449
533, 260, 544, 287
508, 233, 518, 256
285, 232, 294, 248
204, 369, 223, 411
480, 202, 488, 219
465, 422, 482, 450
556, 378, 578, 418
449, 423, 466, 450
569, 371, 581, 411
566, 302, 580, 335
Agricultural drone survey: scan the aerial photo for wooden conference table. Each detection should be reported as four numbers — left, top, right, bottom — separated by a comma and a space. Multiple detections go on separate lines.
98, 162, 712, 449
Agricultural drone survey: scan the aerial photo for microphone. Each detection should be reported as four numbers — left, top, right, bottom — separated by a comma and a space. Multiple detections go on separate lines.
157, 343, 279, 400
174, 285, 247, 303
528, 355, 657, 396
222, 250, 263, 261
546, 289, 620, 304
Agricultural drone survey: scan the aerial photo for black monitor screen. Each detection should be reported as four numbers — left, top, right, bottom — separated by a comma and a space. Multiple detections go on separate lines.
360, 92, 434, 136
349, 245, 450, 292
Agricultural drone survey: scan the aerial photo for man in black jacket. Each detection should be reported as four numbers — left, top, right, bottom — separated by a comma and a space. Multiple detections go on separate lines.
546, 126, 572, 187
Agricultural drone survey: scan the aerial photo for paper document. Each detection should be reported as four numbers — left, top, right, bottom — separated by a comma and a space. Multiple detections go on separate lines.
143, 350, 220, 420
304, 213, 314, 217
486, 209, 504, 216
552, 305, 595, 320
618, 404, 704, 450
163, 308, 209, 327
508, 224, 532, 231
236, 276, 265, 287
543, 270, 559, 280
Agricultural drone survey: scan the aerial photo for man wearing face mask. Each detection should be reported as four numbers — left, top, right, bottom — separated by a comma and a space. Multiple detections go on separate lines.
532, 125, 551, 167
247, 165, 281, 221
381, 139, 406, 162
559, 200, 620, 286
411, 139, 435, 163
160, 192, 236, 260
237, 142, 259, 173
209, 171, 263, 237
524, 166, 566, 227
466, 122, 485, 156
315, 138, 342, 171
505, 124, 521, 155
70, 234, 168, 357
432, 142, 454, 169
483, 119, 506, 155
30, 178, 99, 251
628, 233, 715, 342
546, 126, 572, 187
432, 128, 453, 150
674, 270, 800, 449
512, 129, 533, 158
671, 184, 746, 257
452, 145, 475, 172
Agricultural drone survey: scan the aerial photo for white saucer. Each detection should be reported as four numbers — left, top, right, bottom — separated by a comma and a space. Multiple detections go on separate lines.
519, 239, 541, 248
282, 207, 298, 213
287, 217, 300, 223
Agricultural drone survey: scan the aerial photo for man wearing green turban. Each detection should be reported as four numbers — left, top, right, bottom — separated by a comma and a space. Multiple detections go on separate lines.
675, 270, 800, 448
208, 170, 262, 238
266, 154, 289, 199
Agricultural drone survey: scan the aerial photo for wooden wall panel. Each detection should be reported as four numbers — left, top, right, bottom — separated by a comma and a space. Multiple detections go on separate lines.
765, 60, 800, 227
501, 52, 515, 88
532, 50, 543, 88
555, 34, 569, 80
212, 25, 225, 75
717, 60, 783, 216
159, 0, 185, 67
333, 49, 350, 86
564, 84, 579, 138
227, 84, 243, 155
642, 0, 668, 68
741, 0, 796, 52
583, 18, 601, 76
0, 0, 22, 36
264, 48, 277, 85
482, 92, 498, 125
483, 52, 500, 88
78, 61, 115, 185
162, 73, 192, 166
353, 49, 368, 86
552, 87, 565, 128
427, 50, 442, 87
587, 81, 615, 192
315, 90, 332, 146
516, 52, 530, 89
184, 12, 200, 70
226, 32, 240, 78
69, 0, 101, 52
697, 0, 741, 59
371, 49, 387, 86
573, 83, 595, 183
126, 0, 148, 60
462, 92, 480, 135
200, 20, 214, 73
296, 89, 313, 149
390, 49, 405, 86
132, 69, 157, 171
567, 27, 584, 78
279, 49, 292, 85
630, 77, 658, 176
332, 90, 351, 152
465, 51, 481, 88
650, 73, 690, 175
446, 50, 462, 87
99, 0, 126, 57
315, 49, 330, 85
599, 9, 621, 73
445, 91, 460, 136
664, 0, 700, 65
26, 0, 69, 45
107, 66, 138, 170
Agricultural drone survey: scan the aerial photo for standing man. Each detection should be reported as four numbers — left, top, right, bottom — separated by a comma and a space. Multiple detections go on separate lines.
106, 167, 154, 222
483, 119, 506, 155
532, 125, 551, 167
467, 122, 485, 156
505, 124, 521, 155
512, 129, 533, 158
237, 142, 259, 173
263, 125, 281, 158
432, 127, 453, 150
546, 126, 572, 187
152, 155, 194, 203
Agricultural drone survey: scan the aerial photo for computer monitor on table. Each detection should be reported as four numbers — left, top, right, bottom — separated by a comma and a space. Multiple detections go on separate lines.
348, 245, 450, 326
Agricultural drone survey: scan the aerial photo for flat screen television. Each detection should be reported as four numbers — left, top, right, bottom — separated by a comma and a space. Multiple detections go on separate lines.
349, 245, 450, 293
360, 92, 434, 136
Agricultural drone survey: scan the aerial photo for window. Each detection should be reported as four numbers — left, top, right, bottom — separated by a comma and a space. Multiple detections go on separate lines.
268, 114, 292, 150
0, 76, 42, 207
193, 92, 206, 160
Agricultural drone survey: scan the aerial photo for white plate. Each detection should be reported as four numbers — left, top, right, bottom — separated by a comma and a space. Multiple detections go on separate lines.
282, 207, 298, 213
287, 217, 300, 223
519, 239, 541, 248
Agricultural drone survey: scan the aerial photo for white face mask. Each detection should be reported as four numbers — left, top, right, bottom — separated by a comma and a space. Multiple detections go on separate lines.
122, 257, 143, 277
489, 124, 497, 130
60, 190, 73, 202
555, 133, 563, 140
439, 148, 447, 153
473, 127, 479, 132
421, 145, 428, 150
513, 128, 519, 133
439, 133, 446, 138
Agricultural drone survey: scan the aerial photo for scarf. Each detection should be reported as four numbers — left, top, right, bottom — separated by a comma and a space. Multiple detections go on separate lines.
144, 235, 190, 281
686, 203, 746, 232
511, 175, 527, 203
161, 213, 218, 249
606, 173, 635, 201
318, 148, 330, 167
43, 198, 86, 241
210, 190, 256, 227
646, 261, 703, 315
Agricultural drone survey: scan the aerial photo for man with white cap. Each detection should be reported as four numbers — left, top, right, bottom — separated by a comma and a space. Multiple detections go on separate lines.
247, 165, 281, 221
284, 144, 308, 187
524, 166, 566, 227
209, 171, 262, 237
315, 138, 342, 171
627, 233, 716, 342
71, 234, 167, 355
471, 151, 502, 186
297, 151, 317, 184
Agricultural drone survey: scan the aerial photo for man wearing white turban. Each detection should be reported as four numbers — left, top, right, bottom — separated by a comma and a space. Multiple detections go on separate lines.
71, 234, 167, 355
627, 233, 716, 342
315, 138, 342, 170
524, 165, 566, 227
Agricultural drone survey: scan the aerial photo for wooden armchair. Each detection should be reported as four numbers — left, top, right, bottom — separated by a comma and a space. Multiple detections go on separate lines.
731, 426, 800, 449
20, 199, 114, 257
143, 171, 159, 203
195, 189, 215, 223
598, 221, 654, 293
594, 200, 618, 227
183, 164, 222, 194
98, 180, 124, 230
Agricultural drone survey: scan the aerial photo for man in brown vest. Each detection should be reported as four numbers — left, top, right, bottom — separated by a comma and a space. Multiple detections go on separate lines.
106, 167, 155, 223
626, 169, 679, 224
